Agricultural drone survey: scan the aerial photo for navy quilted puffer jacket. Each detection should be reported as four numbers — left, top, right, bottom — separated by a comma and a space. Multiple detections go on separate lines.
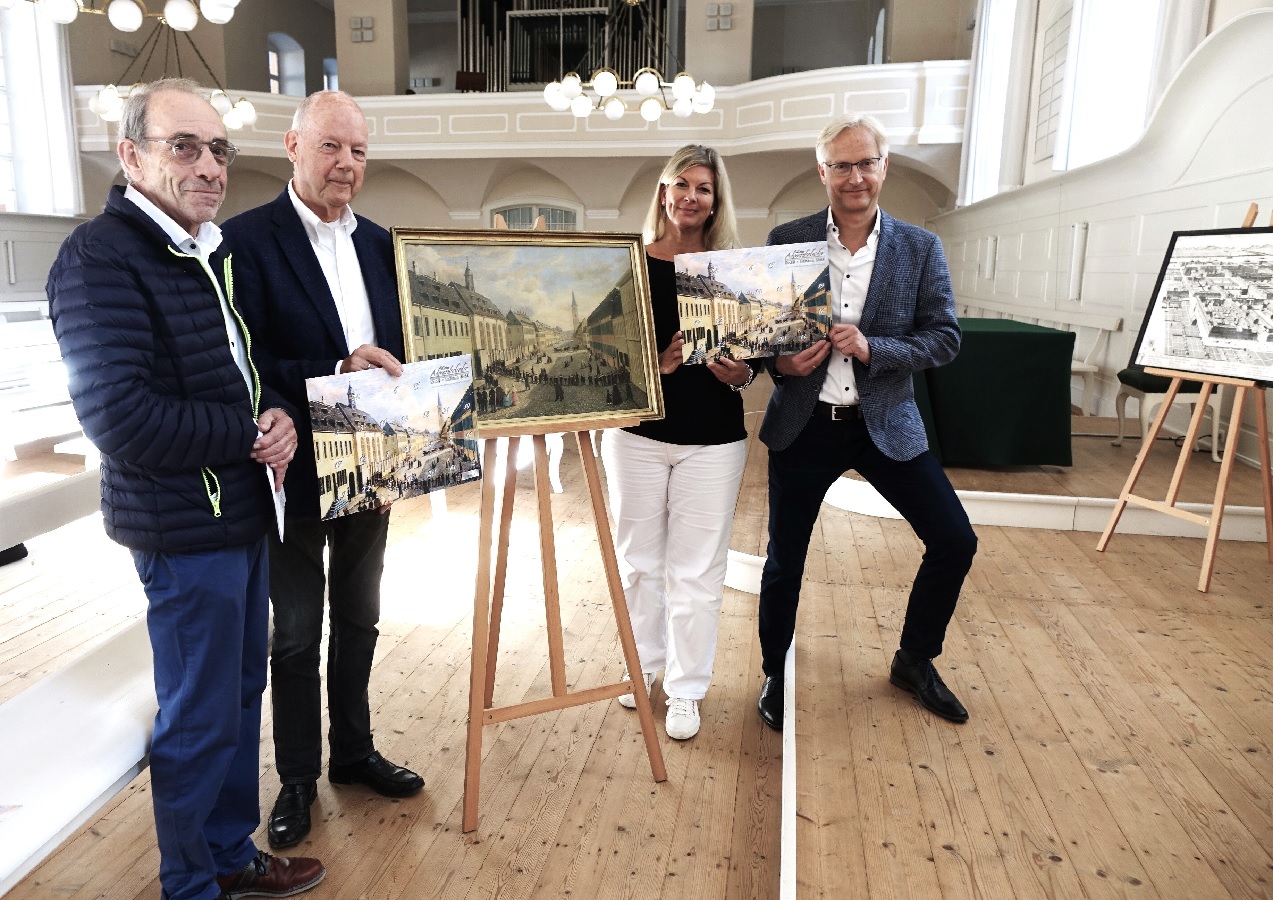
47, 185, 290, 553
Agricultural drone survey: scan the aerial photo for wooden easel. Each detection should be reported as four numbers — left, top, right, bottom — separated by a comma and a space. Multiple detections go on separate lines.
1097, 203, 1273, 591
462, 430, 667, 832
462, 214, 666, 833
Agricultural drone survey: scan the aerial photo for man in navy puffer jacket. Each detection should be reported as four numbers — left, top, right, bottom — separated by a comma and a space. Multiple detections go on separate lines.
47, 79, 324, 900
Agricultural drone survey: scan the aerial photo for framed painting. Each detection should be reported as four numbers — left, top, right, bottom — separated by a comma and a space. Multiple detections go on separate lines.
1131, 226, 1273, 386
392, 228, 664, 437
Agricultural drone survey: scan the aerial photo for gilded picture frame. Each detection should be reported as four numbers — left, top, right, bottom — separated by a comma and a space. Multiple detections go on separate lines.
392, 228, 664, 437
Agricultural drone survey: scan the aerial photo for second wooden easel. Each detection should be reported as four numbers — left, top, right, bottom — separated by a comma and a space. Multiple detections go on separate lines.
1097, 203, 1273, 591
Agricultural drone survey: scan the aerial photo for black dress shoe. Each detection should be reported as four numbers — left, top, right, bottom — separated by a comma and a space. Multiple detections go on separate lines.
329, 750, 424, 797
757, 675, 784, 731
889, 650, 969, 723
267, 782, 317, 849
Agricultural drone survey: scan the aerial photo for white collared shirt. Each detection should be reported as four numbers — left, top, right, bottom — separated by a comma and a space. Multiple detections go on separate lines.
124, 185, 252, 397
818, 208, 881, 407
287, 182, 375, 373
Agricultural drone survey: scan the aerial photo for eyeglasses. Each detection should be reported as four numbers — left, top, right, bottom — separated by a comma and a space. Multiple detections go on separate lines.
822, 157, 883, 177
143, 138, 238, 167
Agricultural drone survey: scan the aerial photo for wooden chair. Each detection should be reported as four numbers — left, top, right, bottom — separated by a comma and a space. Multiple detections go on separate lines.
1112, 364, 1225, 462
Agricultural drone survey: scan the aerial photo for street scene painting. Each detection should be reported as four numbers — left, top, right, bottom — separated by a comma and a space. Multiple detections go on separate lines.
304, 355, 481, 520
393, 228, 663, 436
1133, 227, 1273, 385
675, 242, 831, 364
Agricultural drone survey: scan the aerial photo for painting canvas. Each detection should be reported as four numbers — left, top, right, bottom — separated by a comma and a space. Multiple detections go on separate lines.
1132, 226, 1273, 385
305, 355, 481, 520
674, 242, 831, 364
393, 228, 663, 436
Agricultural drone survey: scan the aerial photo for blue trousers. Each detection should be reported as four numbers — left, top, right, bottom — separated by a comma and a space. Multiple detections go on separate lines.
269, 511, 389, 783
132, 541, 268, 900
758, 414, 977, 676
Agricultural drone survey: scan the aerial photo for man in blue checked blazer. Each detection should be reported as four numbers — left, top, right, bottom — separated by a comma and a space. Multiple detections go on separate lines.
222, 91, 423, 854
754, 114, 978, 731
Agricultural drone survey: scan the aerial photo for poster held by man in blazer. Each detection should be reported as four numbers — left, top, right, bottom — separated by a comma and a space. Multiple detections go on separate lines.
755, 114, 978, 731
221, 91, 424, 853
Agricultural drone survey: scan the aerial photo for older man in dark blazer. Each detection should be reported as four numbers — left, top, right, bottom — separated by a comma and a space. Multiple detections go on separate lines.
755, 113, 977, 731
222, 91, 422, 851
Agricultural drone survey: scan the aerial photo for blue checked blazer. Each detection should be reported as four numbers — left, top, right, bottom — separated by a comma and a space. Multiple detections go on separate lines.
758, 208, 960, 460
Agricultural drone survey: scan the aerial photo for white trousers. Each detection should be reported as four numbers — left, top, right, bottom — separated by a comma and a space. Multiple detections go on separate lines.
601, 428, 747, 700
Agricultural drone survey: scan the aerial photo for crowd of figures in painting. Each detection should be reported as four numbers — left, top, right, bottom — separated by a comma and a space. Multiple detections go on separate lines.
403, 253, 651, 423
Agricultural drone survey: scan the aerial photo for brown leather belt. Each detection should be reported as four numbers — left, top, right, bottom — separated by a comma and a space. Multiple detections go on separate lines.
812, 401, 862, 421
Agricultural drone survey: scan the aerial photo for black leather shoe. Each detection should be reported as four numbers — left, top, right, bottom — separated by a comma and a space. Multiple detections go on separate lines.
757, 675, 784, 731
267, 782, 317, 849
329, 750, 424, 797
889, 650, 969, 723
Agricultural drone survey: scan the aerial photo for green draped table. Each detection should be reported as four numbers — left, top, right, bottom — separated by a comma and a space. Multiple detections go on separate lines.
913, 317, 1075, 467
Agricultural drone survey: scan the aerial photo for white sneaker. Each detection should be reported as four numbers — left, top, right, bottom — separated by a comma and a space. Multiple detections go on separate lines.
665, 697, 700, 740
618, 671, 653, 709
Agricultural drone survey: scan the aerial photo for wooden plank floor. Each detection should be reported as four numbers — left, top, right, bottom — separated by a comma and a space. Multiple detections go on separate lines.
3, 391, 1271, 899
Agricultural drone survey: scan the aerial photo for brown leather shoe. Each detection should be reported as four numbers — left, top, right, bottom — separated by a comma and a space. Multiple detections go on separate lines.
216, 850, 325, 898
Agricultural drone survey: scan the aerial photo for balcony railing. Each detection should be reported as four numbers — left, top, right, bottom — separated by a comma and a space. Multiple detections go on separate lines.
74, 62, 968, 161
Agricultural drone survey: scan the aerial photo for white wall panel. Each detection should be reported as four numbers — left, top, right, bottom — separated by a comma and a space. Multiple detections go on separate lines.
929, 10, 1273, 459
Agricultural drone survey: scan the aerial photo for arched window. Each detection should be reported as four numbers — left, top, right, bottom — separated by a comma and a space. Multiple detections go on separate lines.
323, 58, 339, 91
267, 33, 307, 98
491, 204, 578, 231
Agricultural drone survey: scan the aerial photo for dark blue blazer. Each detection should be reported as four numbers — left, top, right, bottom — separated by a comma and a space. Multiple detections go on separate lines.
760, 208, 960, 461
221, 189, 406, 517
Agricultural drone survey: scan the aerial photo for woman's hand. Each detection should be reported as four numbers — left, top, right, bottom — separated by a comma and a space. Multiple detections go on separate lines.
707, 356, 752, 386
659, 331, 686, 375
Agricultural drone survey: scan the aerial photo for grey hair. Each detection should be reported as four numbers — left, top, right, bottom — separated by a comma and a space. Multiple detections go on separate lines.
814, 114, 890, 163
641, 144, 740, 251
118, 77, 211, 176
291, 90, 365, 133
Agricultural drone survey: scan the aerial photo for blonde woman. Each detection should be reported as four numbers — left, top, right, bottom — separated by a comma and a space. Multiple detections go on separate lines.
602, 145, 754, 740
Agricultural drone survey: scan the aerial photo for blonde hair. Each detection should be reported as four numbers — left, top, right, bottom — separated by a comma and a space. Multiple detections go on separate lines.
641, 144, 739, 251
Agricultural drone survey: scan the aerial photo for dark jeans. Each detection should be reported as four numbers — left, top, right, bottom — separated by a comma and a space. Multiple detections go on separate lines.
269, 511, 390, 783
758, 414, 976, 676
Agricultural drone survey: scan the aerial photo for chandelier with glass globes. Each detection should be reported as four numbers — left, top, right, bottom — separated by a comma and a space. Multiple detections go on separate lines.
541, 0, 714, 122
0, 0, 257, 129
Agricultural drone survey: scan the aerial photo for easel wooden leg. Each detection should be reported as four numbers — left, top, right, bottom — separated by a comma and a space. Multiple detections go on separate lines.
1097, 379, 1183, 551
532, 434, 568, 695
463, 437, 500, 833
1257, 388, 1273, 564
1199, 385, 1247, 591
483, 437, 521, 708
575, 430, 667, 783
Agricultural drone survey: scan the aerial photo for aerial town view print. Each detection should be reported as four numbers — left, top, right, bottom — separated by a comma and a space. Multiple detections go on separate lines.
395, 234, 660, 431
1135, 228, 1273, 384
674, 241, 831, 364
304, 355, 481, 520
